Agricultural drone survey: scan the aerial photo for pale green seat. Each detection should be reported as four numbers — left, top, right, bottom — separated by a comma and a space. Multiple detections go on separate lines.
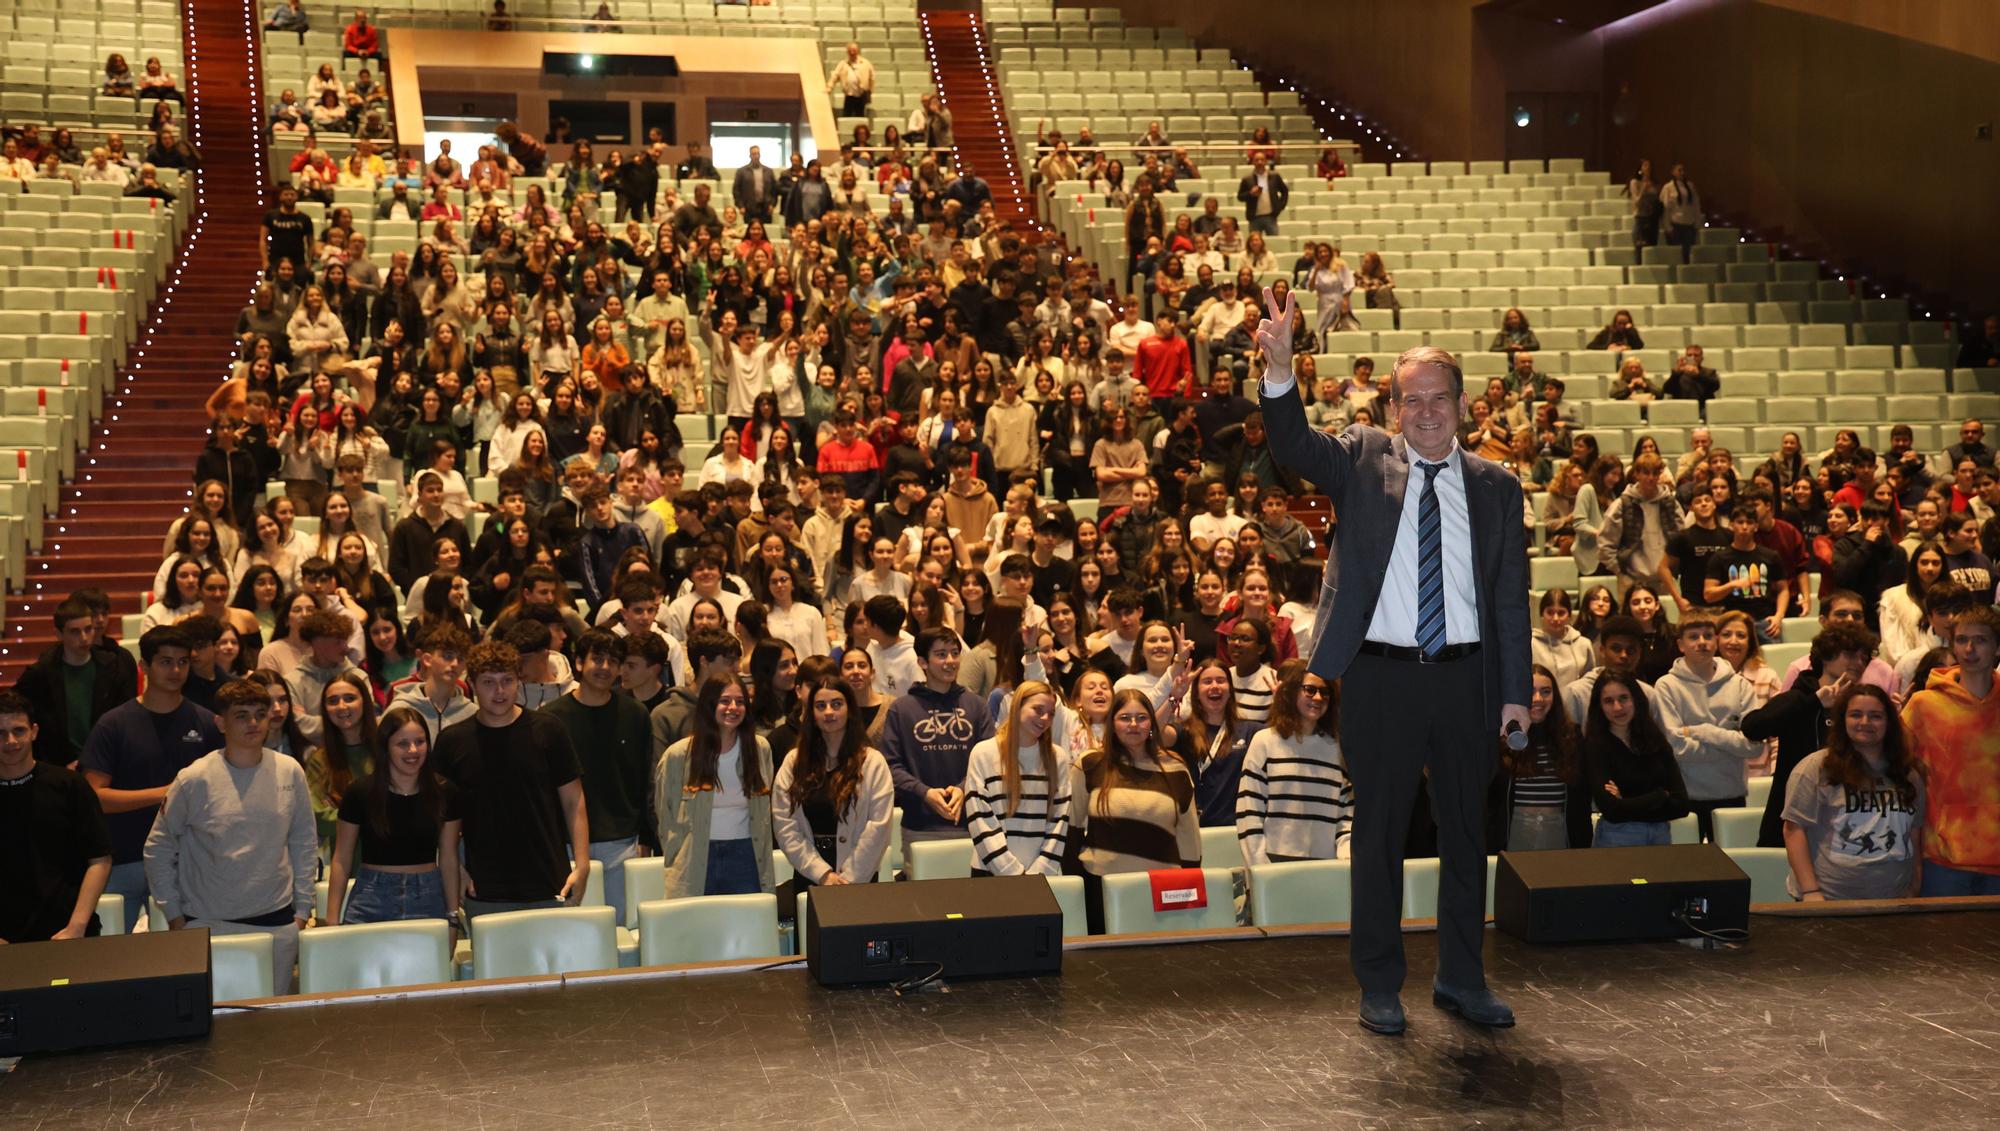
1047, 875, 1088, 938
1670, 814, 1699, 844
298, 920, 452, 993
95, 893, 125, 934
1726, 846, 1793, 902
637, 894, 782, 966
622, 857, 667, 930
1711, 806, 1763, 849
905, 838, 975, 881
311, 878, 354, 922
1248, 859, 1352, 926
1100, 867, 1238, 934
211, 933, 276, 1002
1530, 556, 1578, 593
1199, 825, 1241, 870
469, 906, 619, 980
1780, 616, 1819, 643
1762, 642, 1809, 671
579, 858, 639, 965
1404, 855, 1501, 918
1744, 775, 1774, 812
884, 807, 904, 880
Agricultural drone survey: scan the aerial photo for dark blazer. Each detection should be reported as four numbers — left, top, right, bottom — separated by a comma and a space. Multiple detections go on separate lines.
1260, 383, 1532, 725
1236, 171, 1291, 221
13, 648, 139, 765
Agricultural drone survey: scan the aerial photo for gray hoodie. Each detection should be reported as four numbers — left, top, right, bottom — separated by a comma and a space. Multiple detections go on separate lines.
1652, 656, 1761, 801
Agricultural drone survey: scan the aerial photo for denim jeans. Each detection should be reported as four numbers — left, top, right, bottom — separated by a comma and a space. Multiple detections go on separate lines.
588, 836, 643, 926
105, 860, 149, 933
1507, 808, 1569, 852
1919, 861, 2000, 897
704, 838, 761, 895
1594, 819, 1671, 847
343, 868, 447, 924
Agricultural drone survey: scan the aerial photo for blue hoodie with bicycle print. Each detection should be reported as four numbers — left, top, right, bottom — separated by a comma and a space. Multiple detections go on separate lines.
880, 682, 995, 833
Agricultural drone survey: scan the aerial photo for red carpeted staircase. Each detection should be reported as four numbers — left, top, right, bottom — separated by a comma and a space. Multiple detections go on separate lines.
921, 9, 1035, 231
0, 0, 266, 682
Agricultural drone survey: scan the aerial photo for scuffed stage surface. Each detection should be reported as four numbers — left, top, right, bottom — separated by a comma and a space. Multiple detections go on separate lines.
4, 912, 1996, 1128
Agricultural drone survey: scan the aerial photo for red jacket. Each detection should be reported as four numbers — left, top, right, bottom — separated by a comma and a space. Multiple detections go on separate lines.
344, 22, 379, 55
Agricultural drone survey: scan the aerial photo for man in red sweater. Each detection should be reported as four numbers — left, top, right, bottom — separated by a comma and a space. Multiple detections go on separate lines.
343, 10, 381, 62
1134, 309, 1194, 400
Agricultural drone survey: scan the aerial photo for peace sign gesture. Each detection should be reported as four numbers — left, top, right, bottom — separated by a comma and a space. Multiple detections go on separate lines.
1255, 285, 1297, 381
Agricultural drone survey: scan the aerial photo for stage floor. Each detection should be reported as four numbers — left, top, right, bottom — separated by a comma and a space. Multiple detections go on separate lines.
5, 911, 1997, 1128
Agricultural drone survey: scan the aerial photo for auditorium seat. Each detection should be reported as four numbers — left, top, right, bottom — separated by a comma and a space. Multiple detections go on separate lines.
298, 920, 452, 993
1744, 775, 1774, 812
622, 857, 667, 930
1762, 642, 1810, 672
469, 906, 619, 980
94, 893, 125, 935
1047, 874, 1088, 938
905, 838, 975, 881
637, 894, 783, 966
1247, 859, 1352, 927
1198, 825, 1241, 872
211, 934, 276, 1002
1711, 807, 1762, 849
1401, 856, 1500, 919
578, 859, 640, 966
1725, 847, 1793, 903
1100, 868, 1238, 934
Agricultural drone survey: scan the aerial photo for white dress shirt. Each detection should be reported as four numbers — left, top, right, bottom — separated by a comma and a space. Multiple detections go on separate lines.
1261, 370, 1478, 648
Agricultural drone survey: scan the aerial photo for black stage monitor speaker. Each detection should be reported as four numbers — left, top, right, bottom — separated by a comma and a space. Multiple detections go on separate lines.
0, 929, 213, 1055
806, 876, 1063, 986
1493, 844, 1751, 944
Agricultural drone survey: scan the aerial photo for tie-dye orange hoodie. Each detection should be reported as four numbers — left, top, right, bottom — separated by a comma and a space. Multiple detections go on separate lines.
1901, 667, 2000, 874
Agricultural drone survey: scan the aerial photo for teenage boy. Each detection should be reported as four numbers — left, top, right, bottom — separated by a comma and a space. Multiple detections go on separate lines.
983, 371, 1039, 479
0, 690, 113, 942
541, 630, 655, 926
610, 576, 687, 685
1902, 605, 2000, 895
620, 631, 672, 713
435, 641, 591, 918
663, 552, 746, 641
816, 407, 881, 502
1188, 477, 1245, 553
1602, 453, 1686, 593
941, 447, 998, 542
1705, 504, 1790, 642
1252, 485, 1313, 565
389, 471, 472, 592
389, 623, 477, 735
579, 487, 647, 611
145, 679, 316, 992
178, 615, 225, 712
863, 595, 923, 699
994, 554, 1048, 635
1028, 511, 1076, 607
1652, 609, 1761, 840
1891, 580, 1978, 697
613, 467, 668, 561
1661, 487, 1732, 613
874, 470, 928, 546
286, 612, 363, 745
800, 472, 853, 584
334, 454, 392, 552
506, 616, 577, 710
649, 628, 743, 751
78, 626, 223, 933
1084, 588, 1147, 676
1561, 615, 1664, 726
469, 482, 531, 574
879, 627, 995, 845
15, 595, 137, 766
659, 490, 706, 595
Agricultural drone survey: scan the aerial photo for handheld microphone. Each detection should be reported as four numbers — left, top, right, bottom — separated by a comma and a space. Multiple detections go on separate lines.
1503, 720, 1528, 751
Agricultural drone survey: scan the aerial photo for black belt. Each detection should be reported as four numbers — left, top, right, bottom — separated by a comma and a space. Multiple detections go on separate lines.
1358, 640, 1481, 664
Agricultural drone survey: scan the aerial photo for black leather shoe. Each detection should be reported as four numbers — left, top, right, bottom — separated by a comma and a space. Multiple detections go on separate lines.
1358, 992, 1406, 1035
1431, 981, 1516, 1028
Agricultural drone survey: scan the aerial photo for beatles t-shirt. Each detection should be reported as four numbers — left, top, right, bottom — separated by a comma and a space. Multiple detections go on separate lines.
1780, 750, 1925, 901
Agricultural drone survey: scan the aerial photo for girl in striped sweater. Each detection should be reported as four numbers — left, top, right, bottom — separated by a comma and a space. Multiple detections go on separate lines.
1064, 688, 1203, 933
1223, 617, 1280, 724
963, 680, 1072, 877
1237, 660, 1353, 866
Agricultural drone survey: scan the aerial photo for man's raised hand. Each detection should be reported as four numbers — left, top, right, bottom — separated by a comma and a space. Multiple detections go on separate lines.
1255, 285, 1297, 382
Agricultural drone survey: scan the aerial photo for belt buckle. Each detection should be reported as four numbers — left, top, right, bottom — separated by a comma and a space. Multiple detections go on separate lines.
1416, 648, 1442, 664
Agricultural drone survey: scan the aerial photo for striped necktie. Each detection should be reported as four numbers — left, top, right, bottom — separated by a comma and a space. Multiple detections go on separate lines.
1416, 459, 1447, 657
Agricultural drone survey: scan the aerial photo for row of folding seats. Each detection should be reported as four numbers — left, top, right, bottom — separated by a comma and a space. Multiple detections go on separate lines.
1578, 394, 2000, 429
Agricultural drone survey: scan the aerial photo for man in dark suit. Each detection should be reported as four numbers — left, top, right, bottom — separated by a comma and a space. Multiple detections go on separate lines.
731, 145, 777, 223
1236, 156, 1291, 235
1255, 287, 1530, 1036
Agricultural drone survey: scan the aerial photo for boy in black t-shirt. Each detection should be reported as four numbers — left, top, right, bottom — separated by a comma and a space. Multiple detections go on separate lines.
261, 185, 315, 279
1663, 487, 1733, 614
0, 691, 113, 942
540, 630, 656, 927
434, 641, 590, 919
1704, 505, 1790, 642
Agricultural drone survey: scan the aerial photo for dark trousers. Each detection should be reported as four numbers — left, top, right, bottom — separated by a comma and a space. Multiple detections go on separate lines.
1687, 795, 1744, 842
1249, 215, 1279, 236
841, 93, 871, 119
1339, 649, 1493, 996
1668, 222, 1697, 262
